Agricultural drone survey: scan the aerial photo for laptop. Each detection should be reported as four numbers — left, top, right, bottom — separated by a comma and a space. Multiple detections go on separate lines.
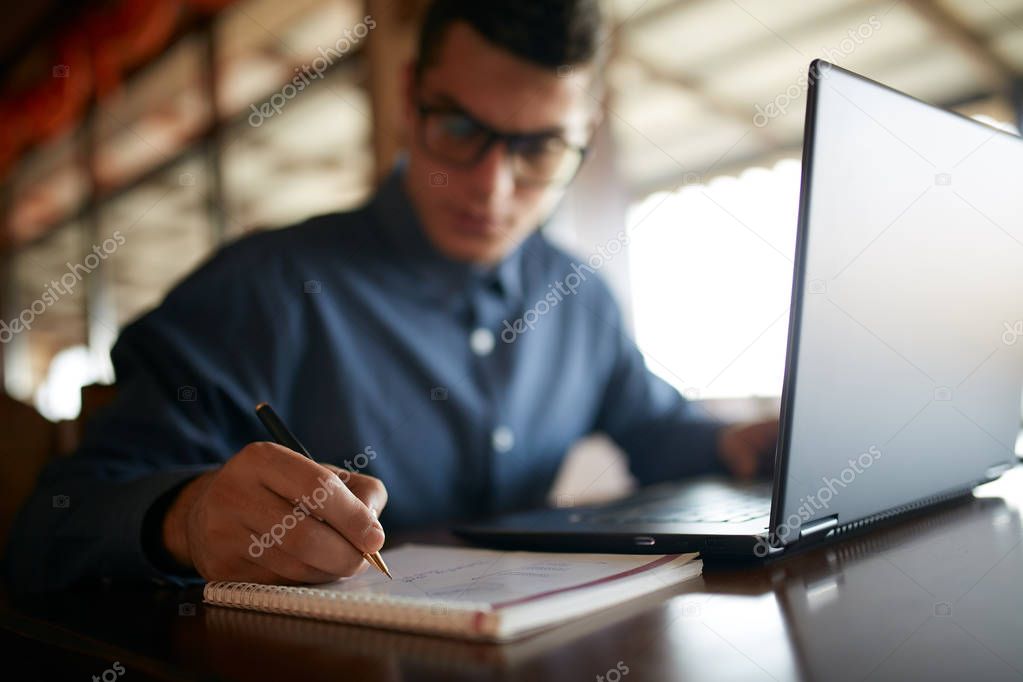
456, 61, 1023, 560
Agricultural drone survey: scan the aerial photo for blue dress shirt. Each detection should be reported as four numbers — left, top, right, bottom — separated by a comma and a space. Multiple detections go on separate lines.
4, 168, 725, 591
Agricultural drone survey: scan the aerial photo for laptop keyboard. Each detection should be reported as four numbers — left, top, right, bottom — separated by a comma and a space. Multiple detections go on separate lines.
580, 482, 772, 525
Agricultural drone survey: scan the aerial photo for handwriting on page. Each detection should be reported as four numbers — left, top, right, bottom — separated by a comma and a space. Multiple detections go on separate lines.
398, 560, 493, 583
318, 545, 656, 607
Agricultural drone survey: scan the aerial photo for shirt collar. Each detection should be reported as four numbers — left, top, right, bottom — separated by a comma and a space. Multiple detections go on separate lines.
369, 165, 527, 304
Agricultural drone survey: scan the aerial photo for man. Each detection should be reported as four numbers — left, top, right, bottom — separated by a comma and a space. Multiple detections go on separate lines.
5, 0, 777, 591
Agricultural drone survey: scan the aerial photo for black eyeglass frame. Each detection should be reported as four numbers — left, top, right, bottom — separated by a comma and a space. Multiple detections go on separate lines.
414, 101, 590, 187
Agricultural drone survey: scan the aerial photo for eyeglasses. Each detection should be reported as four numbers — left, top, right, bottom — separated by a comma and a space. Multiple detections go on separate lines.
415, 102, 588, 187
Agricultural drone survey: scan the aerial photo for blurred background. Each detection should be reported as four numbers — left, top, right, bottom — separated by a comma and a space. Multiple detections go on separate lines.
1, 0, 1021, 534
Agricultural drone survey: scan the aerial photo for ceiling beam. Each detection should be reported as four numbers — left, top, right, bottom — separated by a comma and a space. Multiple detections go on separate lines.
628, 140, 802, 200
615, 51, 779, 145
1013, 77, 1023, 133
627, 85, 1010, 199
623, 0, 1021, 86
903, 0, 1017, 90
624, 0, 883, 73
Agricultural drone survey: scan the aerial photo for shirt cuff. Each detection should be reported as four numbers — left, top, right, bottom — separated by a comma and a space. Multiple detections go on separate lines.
115, 466, 216, 588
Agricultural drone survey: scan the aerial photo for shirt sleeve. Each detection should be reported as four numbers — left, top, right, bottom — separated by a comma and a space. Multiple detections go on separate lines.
3, 237, 293, 592
592, 286, 728, 486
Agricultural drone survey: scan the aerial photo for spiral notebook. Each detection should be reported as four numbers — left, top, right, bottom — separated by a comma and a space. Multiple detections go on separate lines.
203, 544, 702, 642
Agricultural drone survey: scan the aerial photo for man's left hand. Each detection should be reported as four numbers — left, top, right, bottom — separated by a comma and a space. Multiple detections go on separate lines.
716, 419, 780, 479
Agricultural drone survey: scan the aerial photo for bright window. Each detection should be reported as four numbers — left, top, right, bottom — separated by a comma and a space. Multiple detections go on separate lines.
627, 111, 1017, 401
627, 159, 801, 400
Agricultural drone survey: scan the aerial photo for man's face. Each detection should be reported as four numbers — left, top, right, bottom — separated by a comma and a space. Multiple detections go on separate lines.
404, 22, 597, 264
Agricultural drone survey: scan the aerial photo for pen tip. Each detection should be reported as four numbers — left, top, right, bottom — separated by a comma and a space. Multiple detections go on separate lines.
365, 551, 392, 579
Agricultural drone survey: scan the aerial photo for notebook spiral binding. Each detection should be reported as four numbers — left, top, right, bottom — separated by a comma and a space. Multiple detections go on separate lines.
203, 581, 494, 637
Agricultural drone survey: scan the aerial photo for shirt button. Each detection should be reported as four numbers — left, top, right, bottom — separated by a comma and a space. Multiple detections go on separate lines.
470, 327, 495, 356
492, 426, 515, 453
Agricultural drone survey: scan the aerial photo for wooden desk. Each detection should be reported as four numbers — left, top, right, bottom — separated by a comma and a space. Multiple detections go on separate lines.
3, 468, 1021, 681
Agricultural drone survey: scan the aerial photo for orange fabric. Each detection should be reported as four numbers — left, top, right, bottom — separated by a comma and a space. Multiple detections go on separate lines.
0, 0, 237, 178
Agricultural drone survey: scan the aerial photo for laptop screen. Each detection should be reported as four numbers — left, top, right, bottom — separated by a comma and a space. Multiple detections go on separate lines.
771, 61, 1023, 548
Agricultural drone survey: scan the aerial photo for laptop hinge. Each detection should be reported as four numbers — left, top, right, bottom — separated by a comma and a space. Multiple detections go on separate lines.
799, 514, 839, 539
985, 462, 1015, 480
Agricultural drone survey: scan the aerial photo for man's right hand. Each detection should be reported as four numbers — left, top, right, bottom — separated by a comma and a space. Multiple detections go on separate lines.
160, 442, 388, 584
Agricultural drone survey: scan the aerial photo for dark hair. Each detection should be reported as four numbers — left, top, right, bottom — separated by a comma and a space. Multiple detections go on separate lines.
414, 0, 605, 79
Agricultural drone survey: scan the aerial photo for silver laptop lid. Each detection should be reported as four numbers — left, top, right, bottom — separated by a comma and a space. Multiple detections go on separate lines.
772, 61, 1023, 548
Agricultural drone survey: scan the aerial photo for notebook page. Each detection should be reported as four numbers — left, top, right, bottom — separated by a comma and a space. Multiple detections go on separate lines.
308, 544, 687, 608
